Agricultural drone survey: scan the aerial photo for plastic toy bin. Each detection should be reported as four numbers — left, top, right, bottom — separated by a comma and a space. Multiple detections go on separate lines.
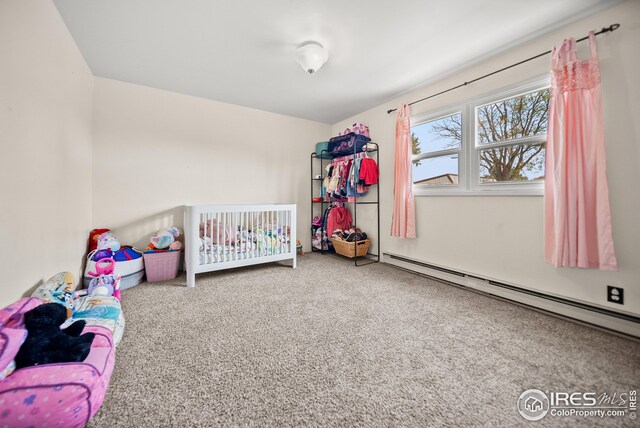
143, 251, 181, 282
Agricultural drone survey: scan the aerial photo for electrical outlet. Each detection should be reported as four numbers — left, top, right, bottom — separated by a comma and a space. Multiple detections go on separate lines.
607, 286, 624, 305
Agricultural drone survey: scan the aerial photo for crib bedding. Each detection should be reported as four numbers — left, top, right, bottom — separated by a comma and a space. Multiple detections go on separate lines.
198, 225, 291, 264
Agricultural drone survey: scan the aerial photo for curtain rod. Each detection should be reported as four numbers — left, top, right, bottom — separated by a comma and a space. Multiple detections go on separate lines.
386, 23, 620, 115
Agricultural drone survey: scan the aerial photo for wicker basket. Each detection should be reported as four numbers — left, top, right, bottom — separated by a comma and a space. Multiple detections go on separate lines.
331, 238, 371, 258
143, 250, 181, 282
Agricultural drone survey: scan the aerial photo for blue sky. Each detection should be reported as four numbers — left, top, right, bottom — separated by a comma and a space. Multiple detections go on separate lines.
411, 114, 460, 183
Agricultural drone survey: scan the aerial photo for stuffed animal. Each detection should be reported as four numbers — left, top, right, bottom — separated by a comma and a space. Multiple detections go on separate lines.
199, 220, 233, 245
87, 274, 121, 301
88, 228, 110, 252
150, 227, 181, 250
14, 303, 95, 369
97, 232, 121, 252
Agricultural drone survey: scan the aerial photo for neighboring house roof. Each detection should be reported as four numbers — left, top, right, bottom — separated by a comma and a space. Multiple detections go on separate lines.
414, 174, 459, 185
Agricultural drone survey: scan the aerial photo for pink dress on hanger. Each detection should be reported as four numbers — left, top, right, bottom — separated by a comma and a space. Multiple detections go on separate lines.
544, 32, 617, 270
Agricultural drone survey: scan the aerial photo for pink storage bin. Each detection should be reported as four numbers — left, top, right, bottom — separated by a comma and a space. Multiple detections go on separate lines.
143, 251, 181, 282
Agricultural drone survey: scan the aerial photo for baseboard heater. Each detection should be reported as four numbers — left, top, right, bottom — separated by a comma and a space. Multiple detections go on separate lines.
383, 253, 640, 339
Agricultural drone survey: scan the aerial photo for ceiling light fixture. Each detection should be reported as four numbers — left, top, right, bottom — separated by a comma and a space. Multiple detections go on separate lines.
294, 41, 329, 74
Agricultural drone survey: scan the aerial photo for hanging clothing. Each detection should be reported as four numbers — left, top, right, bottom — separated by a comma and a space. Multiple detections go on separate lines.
359, 157, 379, 185
390, 104, 416, 238
322, 154, 373, 201
544, 32, 617, 270
326, 206, 352, 236
346, 158, 368, 199
329, 166, 341, 195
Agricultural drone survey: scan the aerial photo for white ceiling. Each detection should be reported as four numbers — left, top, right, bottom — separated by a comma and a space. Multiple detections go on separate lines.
53, 0, 619, 124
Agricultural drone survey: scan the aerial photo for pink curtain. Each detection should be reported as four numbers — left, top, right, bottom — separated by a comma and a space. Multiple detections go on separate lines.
390, 104, 416, 238
544, 32, 617, 270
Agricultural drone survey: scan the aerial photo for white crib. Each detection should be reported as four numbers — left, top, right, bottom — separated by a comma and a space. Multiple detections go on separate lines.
184, 204, 297, 287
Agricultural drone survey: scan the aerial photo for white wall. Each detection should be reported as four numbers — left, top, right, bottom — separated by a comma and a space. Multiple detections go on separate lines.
0, 0, 94, 307
92, 78, 330, 251
332, 0, 640, 316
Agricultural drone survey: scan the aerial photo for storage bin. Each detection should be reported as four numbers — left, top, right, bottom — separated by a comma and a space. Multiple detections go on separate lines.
143, 251, 181, 282
331, 238, 371, 258
315, 141, 331, 158
327, 133, 371, 157
84, 248, 145, 290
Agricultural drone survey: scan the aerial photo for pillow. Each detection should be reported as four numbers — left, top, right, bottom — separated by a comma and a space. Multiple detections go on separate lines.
31, 272, 75, 318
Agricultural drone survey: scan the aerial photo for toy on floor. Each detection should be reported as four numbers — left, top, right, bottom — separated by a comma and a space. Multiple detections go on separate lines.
85, 257, 121, 300
14, 303, 95, 369
1, 273, 123, 427
88, 257, 115, 276
87, 275, 122, 300
96, 231, 121, 252
88, 228, 110, 252
84, 245, 145, 290
296, 240, 304, 255
147, 226, 183, 251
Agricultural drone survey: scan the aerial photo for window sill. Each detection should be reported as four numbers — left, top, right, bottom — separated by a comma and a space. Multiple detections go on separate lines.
414, 189, 543, 197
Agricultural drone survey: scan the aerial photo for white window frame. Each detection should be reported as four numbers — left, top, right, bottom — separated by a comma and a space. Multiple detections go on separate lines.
411, 107, 467, 196
412, 75, 550, 197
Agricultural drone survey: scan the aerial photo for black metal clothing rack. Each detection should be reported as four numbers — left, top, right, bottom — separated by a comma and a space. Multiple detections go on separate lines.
310, 142, 380, 266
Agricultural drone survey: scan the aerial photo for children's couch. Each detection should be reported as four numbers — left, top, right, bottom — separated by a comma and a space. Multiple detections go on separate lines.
0, 273, 124, 428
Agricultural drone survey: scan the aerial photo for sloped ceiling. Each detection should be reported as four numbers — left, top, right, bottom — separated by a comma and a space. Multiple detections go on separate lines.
54, 0, 620, 124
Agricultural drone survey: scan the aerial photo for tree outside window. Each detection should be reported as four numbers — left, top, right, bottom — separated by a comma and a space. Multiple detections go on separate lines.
433, 88, 549, 183
412, 133, 421, 166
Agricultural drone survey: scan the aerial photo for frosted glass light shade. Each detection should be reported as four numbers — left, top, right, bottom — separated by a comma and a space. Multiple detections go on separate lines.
294, 41, 329, 74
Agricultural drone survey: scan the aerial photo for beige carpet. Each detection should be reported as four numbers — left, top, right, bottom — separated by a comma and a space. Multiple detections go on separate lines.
89, 254, 639, 427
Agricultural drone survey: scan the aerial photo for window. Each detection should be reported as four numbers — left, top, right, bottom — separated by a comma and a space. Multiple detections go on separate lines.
412, 112, 462, 187
475, 88, 549, 185
411, 77, 549, 195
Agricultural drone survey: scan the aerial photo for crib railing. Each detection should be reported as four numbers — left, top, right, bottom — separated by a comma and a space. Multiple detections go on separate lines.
184, 204, 297, 287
